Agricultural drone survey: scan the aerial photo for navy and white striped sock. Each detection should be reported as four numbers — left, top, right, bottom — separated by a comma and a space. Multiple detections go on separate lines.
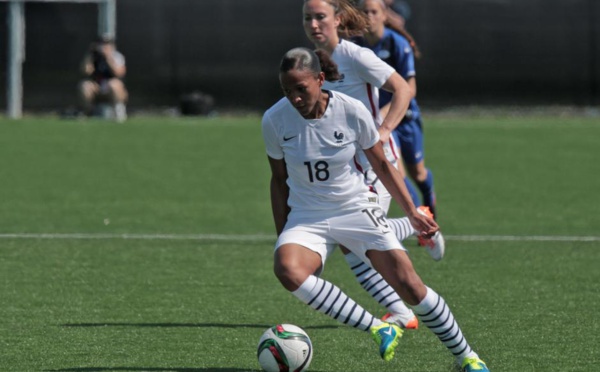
344, 252, 413, 318
292, 275, 382, 331
412, 287, 475, 361
387, 217, 416, 241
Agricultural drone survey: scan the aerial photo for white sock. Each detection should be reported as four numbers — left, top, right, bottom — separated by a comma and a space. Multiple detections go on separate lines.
411, 287, 476, 363
344, 252, 414, 318
387, 217, 417, 241
292, 275, 383, 331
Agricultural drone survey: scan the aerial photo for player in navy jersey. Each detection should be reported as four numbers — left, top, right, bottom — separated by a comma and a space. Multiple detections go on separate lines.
303, 0, 445, 332
356, 0, 437, 219
263, 46, 489, 372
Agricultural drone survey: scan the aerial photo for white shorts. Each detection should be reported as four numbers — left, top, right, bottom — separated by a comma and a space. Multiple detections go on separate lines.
275, 206, 406, 269
361, 154, 398, 214
370, 177, 392, 213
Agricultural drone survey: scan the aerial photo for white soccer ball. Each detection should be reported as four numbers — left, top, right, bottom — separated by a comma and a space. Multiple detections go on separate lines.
257, 324, 313, 372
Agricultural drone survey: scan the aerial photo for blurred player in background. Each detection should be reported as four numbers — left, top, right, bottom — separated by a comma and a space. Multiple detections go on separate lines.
355, 0, 437, 218
78, 35, 128, 122
303, 0, 445, 332
381, 0, 422, 58
264, 46, 489, 372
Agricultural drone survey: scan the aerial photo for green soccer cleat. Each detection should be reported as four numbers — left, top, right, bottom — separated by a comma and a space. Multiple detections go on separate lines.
462, 356, 490, 372
370, 322, 403, 361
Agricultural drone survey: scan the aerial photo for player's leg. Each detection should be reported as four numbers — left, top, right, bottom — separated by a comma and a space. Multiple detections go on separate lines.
408, 161, 436, 217
78, 79, 99, 115
367, 248, 488, 371
378, 187, 445, 261
341, 186, 417, 328
107, 78, 128, 122
392, 130, 421, 206
274, 240, 401, 360
341, 245, 418, 329
402, 118, 436, 218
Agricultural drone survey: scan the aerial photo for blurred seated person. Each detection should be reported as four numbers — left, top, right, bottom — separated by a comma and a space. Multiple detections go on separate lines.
79, 35, 128, 122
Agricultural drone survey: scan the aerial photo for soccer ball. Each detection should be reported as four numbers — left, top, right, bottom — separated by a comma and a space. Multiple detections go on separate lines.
257, 324, 313, 372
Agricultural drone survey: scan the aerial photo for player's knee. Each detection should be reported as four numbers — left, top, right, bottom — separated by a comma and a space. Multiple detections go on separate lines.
273, 260, 310, 292
398, 272, 427, 305
408, 164, 426, 183
107, 79, 127, 101
79, 81, 96, 100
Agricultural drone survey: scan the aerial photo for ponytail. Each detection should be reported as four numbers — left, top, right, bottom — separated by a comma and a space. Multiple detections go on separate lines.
314, 49, 342, 81
280, 47, 342, 83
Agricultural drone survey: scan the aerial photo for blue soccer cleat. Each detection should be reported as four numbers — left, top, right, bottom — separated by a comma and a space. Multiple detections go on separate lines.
370, 322, 403, 361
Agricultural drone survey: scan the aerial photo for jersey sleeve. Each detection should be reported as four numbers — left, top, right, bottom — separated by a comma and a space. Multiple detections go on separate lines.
113, 51, 126, 67
394, 35, 416, 79
353, 47, 395, 89
261, 112, 284, 159
354, 103, 380, 150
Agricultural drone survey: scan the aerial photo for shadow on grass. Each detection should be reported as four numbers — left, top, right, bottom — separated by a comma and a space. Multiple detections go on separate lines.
45, 368, 260, 372
45, 368, 327, 372
60, 322, 340, 330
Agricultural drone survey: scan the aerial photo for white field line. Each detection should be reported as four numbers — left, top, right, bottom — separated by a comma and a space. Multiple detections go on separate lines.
0, 233, 274, 242
445, 235, 600, 242
0, 233, 598, 242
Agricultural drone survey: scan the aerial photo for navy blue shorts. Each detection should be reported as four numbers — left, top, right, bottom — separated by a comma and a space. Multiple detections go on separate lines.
393, 117, 424, 165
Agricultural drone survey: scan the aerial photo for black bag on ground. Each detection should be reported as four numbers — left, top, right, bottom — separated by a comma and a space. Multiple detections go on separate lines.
180, 91, 215, 116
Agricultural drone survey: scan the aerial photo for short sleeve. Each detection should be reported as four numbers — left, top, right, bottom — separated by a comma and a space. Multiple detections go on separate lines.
354, 104, 380, 150
261, 113, 284, 159
394, 36, 415, 79
113, 51, 126, 67
354, 47, 395, 89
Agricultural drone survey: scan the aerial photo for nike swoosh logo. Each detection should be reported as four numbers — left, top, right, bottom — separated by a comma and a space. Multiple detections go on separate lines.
383, 327, 393, 335
283, 135, 297, 141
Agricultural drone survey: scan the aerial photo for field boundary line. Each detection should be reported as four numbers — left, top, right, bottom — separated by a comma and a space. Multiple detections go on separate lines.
0, 233, 274, 242
445, 235, 599, 242
0, 233, 598, 242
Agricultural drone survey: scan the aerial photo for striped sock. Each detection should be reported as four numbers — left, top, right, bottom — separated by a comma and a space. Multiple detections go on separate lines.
387, 216, 417, 241
344, 252, 413, 318
292, 275, 382, 331
412, 287, 474, 361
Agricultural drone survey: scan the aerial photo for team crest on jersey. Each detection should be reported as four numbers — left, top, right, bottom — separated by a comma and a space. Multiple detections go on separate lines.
378, 50, 391, 59
334, 131, 344, 143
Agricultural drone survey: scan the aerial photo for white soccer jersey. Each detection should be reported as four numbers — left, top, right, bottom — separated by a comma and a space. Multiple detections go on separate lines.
323, 39, 399, 168
262, 90, 379, 213
320, 40, 400, 210
323, 39, 394, 126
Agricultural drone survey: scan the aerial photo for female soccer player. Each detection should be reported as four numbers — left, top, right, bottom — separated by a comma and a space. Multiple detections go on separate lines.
263, 47, 488, 371
357, 0, 437, 218
302, 0, 444, 332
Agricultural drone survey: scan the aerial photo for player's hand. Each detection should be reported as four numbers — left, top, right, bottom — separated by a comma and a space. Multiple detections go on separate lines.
378, 127, 392, 144
408, 210, 438, 238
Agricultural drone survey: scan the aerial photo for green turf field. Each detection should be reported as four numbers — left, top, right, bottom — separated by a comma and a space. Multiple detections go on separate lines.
0, 114, 598, 371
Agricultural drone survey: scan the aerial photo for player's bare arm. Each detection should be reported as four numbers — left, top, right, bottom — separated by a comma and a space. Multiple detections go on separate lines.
268, 156, 290, 236
378, 72, 410, 143
364, 142, 437, 236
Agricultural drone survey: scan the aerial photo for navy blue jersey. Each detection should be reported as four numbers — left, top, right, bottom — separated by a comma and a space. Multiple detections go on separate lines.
353, 28, 420, 121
